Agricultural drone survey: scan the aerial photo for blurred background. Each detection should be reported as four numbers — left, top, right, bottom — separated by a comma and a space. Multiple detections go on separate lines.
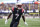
0, 0, 40, 19
0, 0, 40, 27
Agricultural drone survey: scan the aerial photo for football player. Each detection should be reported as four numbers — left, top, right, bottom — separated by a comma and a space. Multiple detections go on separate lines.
5, 2, 28, 27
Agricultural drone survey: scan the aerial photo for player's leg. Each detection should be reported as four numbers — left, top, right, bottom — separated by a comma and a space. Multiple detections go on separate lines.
10, 19, 15, 27
10, 21, 13, 27
10, 18, 15, 27
13, 22, 19, 27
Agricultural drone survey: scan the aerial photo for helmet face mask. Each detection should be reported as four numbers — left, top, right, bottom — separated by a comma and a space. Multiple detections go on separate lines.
17, 5, 22, 8
16, 2, 22, 8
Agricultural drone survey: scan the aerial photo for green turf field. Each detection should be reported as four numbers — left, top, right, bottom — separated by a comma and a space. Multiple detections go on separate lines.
0, 18, 40, 27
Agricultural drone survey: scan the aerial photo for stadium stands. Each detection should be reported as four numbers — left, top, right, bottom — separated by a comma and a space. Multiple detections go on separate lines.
0, 3, 39, 18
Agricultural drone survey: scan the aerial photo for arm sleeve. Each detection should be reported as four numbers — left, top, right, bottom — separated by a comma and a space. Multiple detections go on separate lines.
22, 9, 25, 16
11, 7, 15, 14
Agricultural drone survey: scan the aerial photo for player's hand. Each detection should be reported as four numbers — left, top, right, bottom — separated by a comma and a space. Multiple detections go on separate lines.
24, 22, 28, 25
5, 19, 8, 24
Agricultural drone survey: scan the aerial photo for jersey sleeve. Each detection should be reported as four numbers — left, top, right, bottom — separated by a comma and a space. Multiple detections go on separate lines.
10, 7, 14, 13
12, 7, 15, 14
22, 9, 25, 16
12, 7, 14, 11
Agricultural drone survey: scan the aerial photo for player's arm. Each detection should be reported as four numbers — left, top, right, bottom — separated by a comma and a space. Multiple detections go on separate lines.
5, 9, 13, 24
22, 9, 28, 25
7, 7, 14, 20
7, 12, 12, 20
22, 14, 28, 25
5, 12, 12, 24
22, 13, 25, 22
22, 9, 25, 22
5, 8, 14, 24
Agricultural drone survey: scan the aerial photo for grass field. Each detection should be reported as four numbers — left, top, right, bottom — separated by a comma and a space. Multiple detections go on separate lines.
0, 18, 40, 27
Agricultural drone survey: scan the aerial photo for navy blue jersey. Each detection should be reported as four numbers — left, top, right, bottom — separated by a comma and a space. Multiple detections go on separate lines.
12, 7, 24, 22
